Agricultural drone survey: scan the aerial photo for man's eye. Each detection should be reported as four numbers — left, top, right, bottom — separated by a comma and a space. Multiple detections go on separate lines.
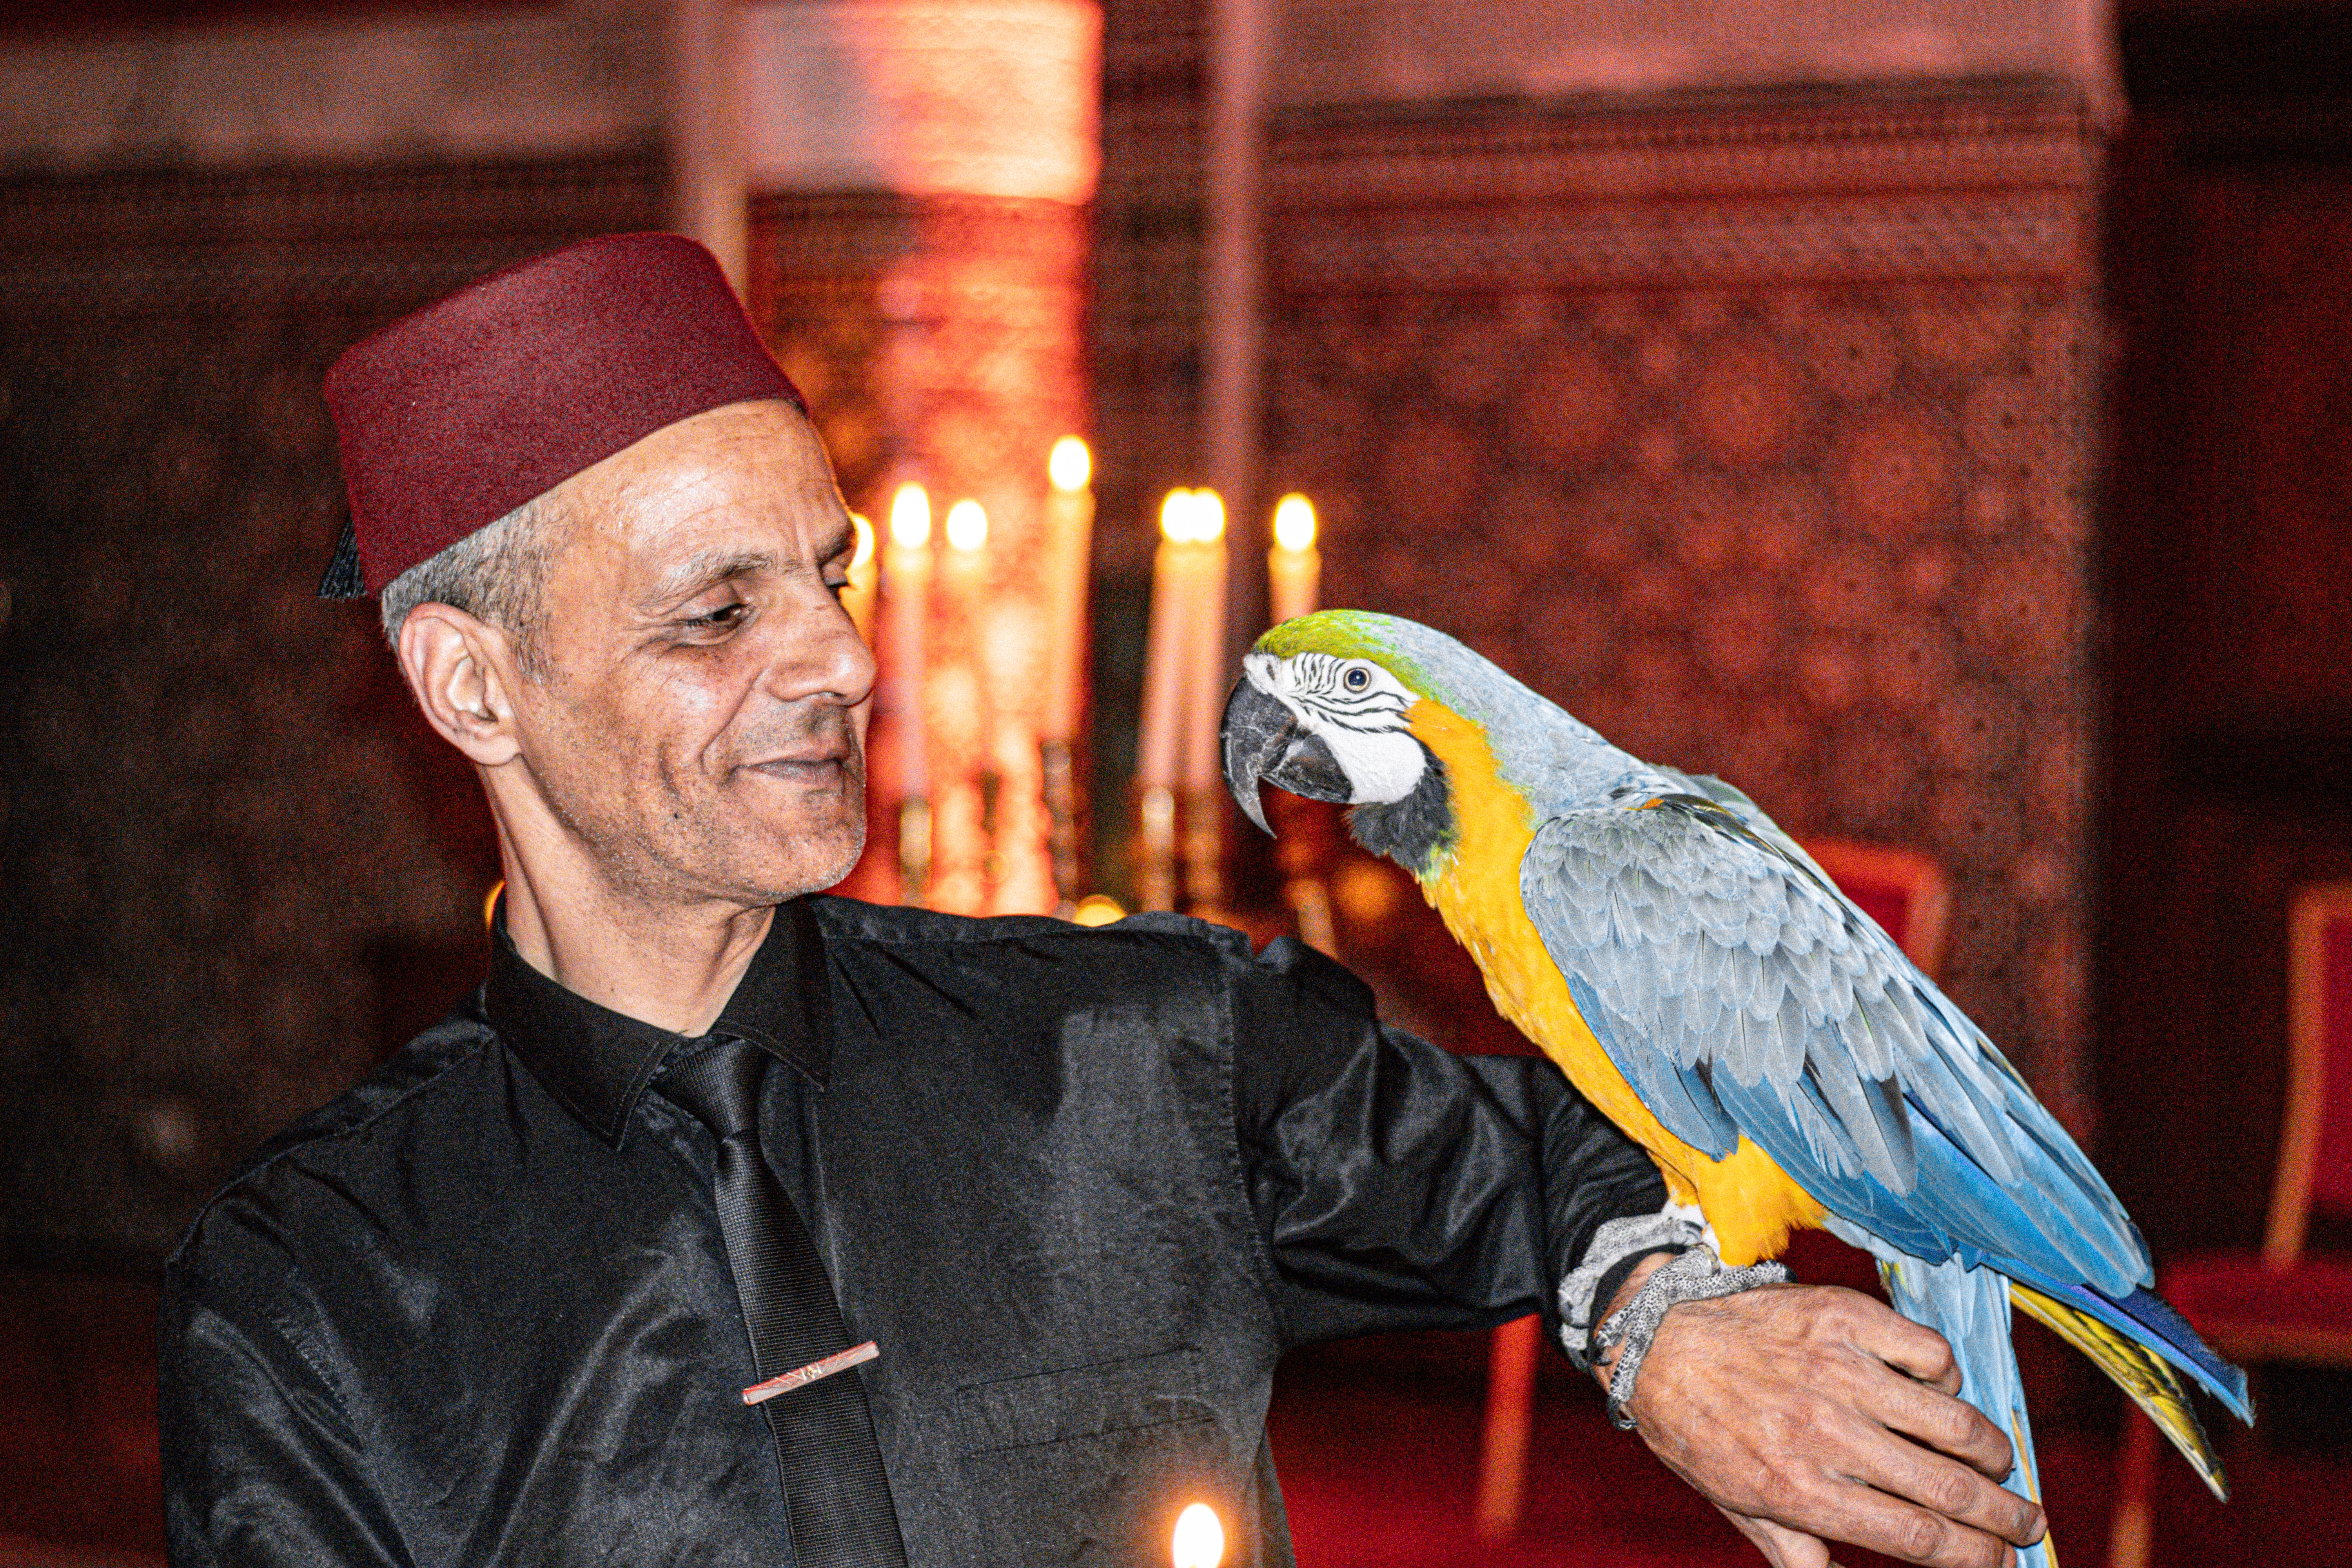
824, 578, 849, 601
690, 601, 750, 630
1344, 666, 1370, 690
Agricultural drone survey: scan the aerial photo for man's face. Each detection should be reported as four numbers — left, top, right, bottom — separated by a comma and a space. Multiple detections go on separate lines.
506, 399, 875, 907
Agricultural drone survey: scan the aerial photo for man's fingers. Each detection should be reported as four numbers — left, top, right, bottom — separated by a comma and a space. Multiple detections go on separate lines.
1847, 1436, 2046, 1548
1856, 1367, 2019, 1482
1823, 1348, 2043, 1541
1717, 1505, 1833, 1568
1835, 1294, 1963, 1395
1780, 1472, 2025, 1568
1630, 1284, 2048, 1567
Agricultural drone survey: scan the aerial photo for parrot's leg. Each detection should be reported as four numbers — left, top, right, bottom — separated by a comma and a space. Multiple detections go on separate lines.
1876, 1250, 2055, 1568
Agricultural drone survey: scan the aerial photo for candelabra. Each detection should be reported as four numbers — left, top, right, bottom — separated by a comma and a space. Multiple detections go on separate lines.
1040, 737, 1085, 916
1133, 785, 1178, 912
897, 797, 932, 909
1181, 786, 1230, 922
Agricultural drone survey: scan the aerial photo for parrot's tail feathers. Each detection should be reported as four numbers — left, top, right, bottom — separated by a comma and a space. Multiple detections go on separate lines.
2005, 1408, 2059, 1568
2097, 1284, 2254, 1422
1998, 1267, 2253, 1423
2009, 1281, 2229, 1503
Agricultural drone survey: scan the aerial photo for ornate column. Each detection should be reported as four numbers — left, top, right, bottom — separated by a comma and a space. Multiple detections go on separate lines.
739, 0, 1100, 914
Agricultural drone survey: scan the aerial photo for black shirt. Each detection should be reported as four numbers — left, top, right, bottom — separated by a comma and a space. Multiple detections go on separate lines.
160, 898, 1668, 1567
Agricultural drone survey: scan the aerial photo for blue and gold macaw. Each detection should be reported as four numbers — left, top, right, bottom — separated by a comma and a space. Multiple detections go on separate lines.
1222, 610, 2250, 1565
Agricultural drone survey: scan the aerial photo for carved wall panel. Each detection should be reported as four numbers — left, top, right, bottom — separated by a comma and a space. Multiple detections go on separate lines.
0, 155, 664, 1259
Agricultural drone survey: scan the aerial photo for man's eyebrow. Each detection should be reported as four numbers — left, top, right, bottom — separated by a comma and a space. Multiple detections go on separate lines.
638, 550, 777, 611
813, 518, 857, 567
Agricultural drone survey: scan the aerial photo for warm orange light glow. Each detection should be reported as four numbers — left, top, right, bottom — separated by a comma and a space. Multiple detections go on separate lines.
1172, 1503, 1224, 1568
1049, 434, 1092, 492
945, 499, 988, 552
1272, 493, 1316, 553
1071, 894, 1125, 927
849, 513, 875, 571
889, 483, 931, 548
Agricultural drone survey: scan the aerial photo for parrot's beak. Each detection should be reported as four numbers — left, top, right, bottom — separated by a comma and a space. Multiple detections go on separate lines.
1220, 676, 1352, 835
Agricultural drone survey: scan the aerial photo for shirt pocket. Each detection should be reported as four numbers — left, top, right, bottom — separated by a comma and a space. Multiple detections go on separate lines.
956, 1347, 1239, 1566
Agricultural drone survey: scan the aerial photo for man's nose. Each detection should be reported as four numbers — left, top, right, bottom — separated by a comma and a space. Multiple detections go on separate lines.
763, 590, 877, 709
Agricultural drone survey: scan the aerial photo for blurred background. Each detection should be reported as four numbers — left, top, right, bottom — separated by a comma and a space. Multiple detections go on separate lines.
0, 0, 2347, 1564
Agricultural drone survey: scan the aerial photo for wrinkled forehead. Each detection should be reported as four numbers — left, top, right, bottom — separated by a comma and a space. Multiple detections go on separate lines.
540, 401, 850, 600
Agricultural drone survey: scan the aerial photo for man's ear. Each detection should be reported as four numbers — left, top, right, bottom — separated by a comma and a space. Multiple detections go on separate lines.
395, 603, 526, 767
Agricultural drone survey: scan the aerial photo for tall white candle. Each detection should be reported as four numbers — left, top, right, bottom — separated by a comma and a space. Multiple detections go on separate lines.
879, 483, 932, 802
1136, 489, 1197, 793
931, 500, 993, 915
1267, 492, 1319, 626
1041, 437, 1094, 745
1180, 489, 1229, 795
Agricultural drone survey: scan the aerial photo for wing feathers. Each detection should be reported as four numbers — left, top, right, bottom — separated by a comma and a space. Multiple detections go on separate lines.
1519, 788, 2147, 1288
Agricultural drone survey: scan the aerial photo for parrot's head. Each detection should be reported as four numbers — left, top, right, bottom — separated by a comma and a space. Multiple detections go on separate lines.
1220, 610, 1475, 879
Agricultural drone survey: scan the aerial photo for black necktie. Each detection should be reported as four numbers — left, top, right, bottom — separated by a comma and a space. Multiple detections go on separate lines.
661, 1039, 908, 1568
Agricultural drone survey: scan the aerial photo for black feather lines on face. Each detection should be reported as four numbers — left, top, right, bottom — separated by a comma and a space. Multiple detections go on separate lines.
1293, 653, 1409, 733
1348, 742, 1455, 878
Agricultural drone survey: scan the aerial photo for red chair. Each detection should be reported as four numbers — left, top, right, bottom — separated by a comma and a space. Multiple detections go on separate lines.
1801, 838, 1952, 985
2106, 882, 2352, 1568
1472, 838, 1951, 1537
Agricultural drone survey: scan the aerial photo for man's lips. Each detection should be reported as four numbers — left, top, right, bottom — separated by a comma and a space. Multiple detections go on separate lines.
744, 750, 857, 785
748, 755, 847, 773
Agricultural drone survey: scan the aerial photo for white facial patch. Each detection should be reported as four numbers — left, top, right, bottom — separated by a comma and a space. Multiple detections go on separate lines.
1243, 650, 1428, 805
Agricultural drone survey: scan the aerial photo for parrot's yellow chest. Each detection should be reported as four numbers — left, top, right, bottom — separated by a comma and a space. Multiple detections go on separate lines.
1402, 700, 1826, 1266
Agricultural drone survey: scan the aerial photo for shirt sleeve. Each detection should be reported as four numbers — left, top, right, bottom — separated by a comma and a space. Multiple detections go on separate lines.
160, 1217, 416, 1568
1229, 933, 1675, 1354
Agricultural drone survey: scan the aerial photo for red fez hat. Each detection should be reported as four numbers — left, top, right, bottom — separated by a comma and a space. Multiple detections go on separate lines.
320, 232, 803, 599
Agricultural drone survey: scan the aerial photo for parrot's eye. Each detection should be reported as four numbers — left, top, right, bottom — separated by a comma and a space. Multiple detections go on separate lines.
1343, 666, 1370, 691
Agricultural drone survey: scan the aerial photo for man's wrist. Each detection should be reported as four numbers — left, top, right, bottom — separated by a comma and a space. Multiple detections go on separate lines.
1591, 1251, 1795, 1428
1556, 1201, 1714, 1368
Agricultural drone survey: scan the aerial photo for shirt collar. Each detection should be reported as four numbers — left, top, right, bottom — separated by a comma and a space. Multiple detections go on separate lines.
483, 899, 833, 1147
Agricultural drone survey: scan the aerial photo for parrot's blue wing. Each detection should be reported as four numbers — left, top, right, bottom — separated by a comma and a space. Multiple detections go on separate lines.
1518, 786, 2152, 1298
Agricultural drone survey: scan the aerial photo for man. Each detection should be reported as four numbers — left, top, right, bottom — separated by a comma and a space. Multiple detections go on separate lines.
160, 234, 2045, 1568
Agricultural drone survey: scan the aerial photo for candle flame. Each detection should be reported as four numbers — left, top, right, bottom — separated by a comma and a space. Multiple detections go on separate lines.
945, 499, 988, 552
889, 483, 931, 548
1049, 434, 1092, 492
1159, 488, 1196, 544
1272, 493, 1317, 553
1191, 489, 1225, 545
849, 513, 875, 571
1172, 1503, 1224, 1568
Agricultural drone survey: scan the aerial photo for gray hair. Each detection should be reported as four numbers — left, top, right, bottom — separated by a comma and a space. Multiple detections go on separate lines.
378, 492, 563, 673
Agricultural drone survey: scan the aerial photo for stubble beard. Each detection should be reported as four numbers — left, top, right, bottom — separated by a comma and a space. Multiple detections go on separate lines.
534, 699, 870, 911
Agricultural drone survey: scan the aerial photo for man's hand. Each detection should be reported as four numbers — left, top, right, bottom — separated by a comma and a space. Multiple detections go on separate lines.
1594, 1259, 2047, 1568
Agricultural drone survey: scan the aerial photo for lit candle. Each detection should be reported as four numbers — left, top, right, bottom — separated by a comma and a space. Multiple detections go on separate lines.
1041, 436, 1093, 745
932, 500, 993, 915
1136, 489, 1197, 797
842, 512, 878, 640
941, 500, 990, 653
1267, 492, 1319, 625
1180, 488, 1229, 796
880, 483, 932, 805
1172, 1503, 1225, 1568
944, 497, 988, 555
